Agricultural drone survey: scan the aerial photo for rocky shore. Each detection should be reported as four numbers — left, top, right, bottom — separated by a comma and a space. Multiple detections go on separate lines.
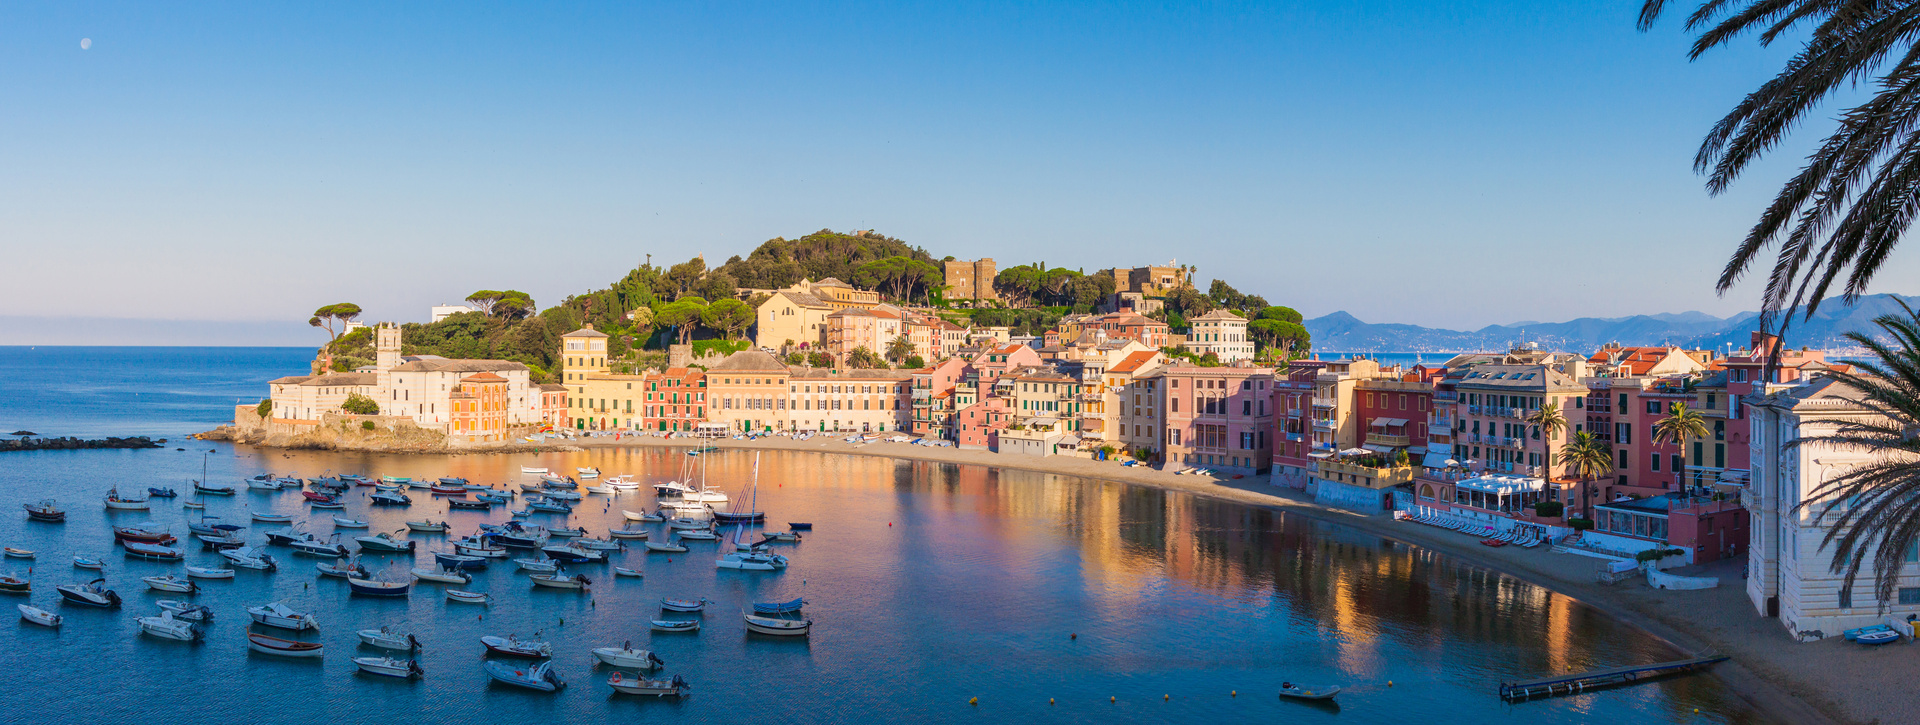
0, 435, 164, 452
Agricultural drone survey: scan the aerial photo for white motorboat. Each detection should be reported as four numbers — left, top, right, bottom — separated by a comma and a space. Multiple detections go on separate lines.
668, 515, 712, 529
716, 550, 788, 571
652, 481, 695, 497
677, 529, 719, 541
513, 558, 558, 573
354, 656, 424, 679
251, 512, 294, 523
142, 575, 198, 594
480, 634, 552, 658
71, 556, 104, 570
604, 476, 640, 491
743, 613, 812, 636
356, 626, 421, 651
247, 632, 324, 658
445, 589, 492, 605
17, 604, 60, 627
4, 547, 35, 559
608, 527, 651, 540
218, 546, 279, 571
684, 489, 729, 505
1278, 684, 1342, 701
137, 610, 202, 642
332, 517, 369, 529
540, 543, 604, 563
613, 566, 643, 577
155, 600, 214, 621
576, 467, 599, 478
644, 541, 688, 553
621, 510, 663, 522
185, 565, 234, 579
591, 645, 664, 670
404, 520, 448, 533
315, 555, 370, 579
56, 579, 121, 607
520, 466, 549, 475
354, 532, 415, 553
410, 566, 471, 585
663, 502, 712, 520
484, 660, 565, 692
453, 536, 508, 558
607, 672, 689, 697
583, 485, 614, 495
248, 600, 318, 631
528, 572, 591, 590
659, 597, 709, 612
547, 526, 586, 538
572, 537, 622, 551
245, 475, 284, 491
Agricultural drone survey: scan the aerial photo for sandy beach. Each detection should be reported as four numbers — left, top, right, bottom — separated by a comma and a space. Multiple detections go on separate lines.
576, 432, 1866, 724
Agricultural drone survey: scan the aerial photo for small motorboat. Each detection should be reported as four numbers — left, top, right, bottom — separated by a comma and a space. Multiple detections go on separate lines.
433, 552, 487, 570
447, 499, 491, 511
445, 589, 492, 605
245, 474, 285, 491
71, 556, 104, 570
308, 499, 345, 510
759, 531, 802, 543
341, 474, 374, 486
0, 574, 30, 594
354, 656, 424, 679
247, 600, 318, 630
713, 510, 766, 524
621, 509, 663, 522
196, 532, 246, 550
438, 477, 469, 486
752, 598, 805, 615
474, 492, 512, 504
263, 526, 309, 546
300, 491, 333, 503
547, 526, 586, 538
347, 577, 412, 597
103, 489, 150, 510
539, 475, 574, 489
247, 632, 324, 658
604, 476, 640, 490
528, 572, 592, 590
608, 527, 651, 541
607, 672, 689, 697
668, 517, 712, 530
114, 526, 176, 545
524, 498, 572, 514
583, 485, 614, 495
219, 546, 279, 571
520, 466, 549, 475
649, 619, 699, 633
17, 604, 61, 627
660, 597, 710, 613
3, 548, 34, 559
591, 645, 664, 669
193, 481, 236, 495
290, 535, 352, 559
332, 517, 369, 529
137, 610, 202, 642
56, 578, 121, 607
1278, 683, 1341, 700
1844, 623, 1896, 640
1859, 630, 1903, 646
613, 566, 643, 578
155, 600, 214, 621
676, 530, 719, 541
354, 532, 416, 553
453, 537, 509, 559
124, 542, 185, 562
481, 634, 552, 658
576, 467, 599, 478
185, 565, 234, 579
428, 484, 467, 496
410, 566, 472, 585
405, 520, 449, 533
23, 500, 65, 522
540, 543, 603, 563
573, 537, 621, 551
315, 556, 371, 580
373, 483, 403, 493
653, 481, 694, 497
147, 487, 179, 498
370, 492, 412, 506
787, 522, 813, 531
142, 575, 198, 594
182, 500, 205, 510
716, 551, 788, 571
357, 626, 421, 651
379, 476, 411, 486
252, 512, 295, 524
743, 613, 812, 636
645, 541, 689, 553
514, 558, 558, 573
484, 660, 565, 692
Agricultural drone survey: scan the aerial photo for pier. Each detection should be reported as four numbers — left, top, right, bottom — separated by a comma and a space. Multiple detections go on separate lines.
1499, 655, 1730, 700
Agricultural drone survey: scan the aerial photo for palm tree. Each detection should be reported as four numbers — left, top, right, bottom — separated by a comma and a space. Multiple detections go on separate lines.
1793, 302, 1920, 608
1524, 401, 1567, 478
1653, 402, 1712, 492
1638, 3, 1920, 330
1560, 431, 1616, 520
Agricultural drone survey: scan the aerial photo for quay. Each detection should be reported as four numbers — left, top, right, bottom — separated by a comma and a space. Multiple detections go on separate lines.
1499, 655, 1729, 700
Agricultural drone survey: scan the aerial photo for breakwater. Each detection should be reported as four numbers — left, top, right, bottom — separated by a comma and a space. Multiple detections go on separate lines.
0, 435, 163, 452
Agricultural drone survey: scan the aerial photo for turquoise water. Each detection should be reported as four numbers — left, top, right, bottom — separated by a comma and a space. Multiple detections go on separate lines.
0, 348, 1772, 723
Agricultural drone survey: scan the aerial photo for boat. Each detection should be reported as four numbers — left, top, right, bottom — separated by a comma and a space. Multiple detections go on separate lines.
405, 520, 449, 533
332, 517, 370, 529
573, 537, 622, 551
263, 526, 308, 546
607, 672, 689, 697
182, 501, 205, 510
251, 512, 294, 524
347, 577, 412, 597
354, 532, 416, 553
445, 589, 492, 605
576, 467, 599, 478
56, 578, 121, 607
717, 550, 788, 571
379, 476, 411, 485
198, 530, 246, 549
484, 660, 566, 692
433, 552, 487, 570
245, 475, 284, 491
453, 537, 509, 559
668, 516, 713, 529
410, 566, 472, 585
677, 530, 719, 541
300, 491, 334, 503
539, 475, 574, 489
187, 516, 243, 537
193, 481, 236, 495
480, 634, 552, 658
71, 556, 103, 570
684, 489, 728, 505
316, 555, 370, 579
17, 604, 61, 627
519, 483, 546, 493
540, 543, 603, 563
247, 600, 318, 630
219, 546, 279, 571
547, 526, 586, 537
184, 565, 234, 579
247, 632, 324, 658
485, 523, 547, 549
713, 510, 766, 524
608, 527, 651, 540
621, 509, 663, 522
474, 492, 512, 504
341, 474, 373, 486
124, 542, 184, 562
356, 626, 421, 651
145, 487, 178, 498
604, 475, 640, 490
514, 558, 558, 573
1278, 684, 1341, 701
524, 498, 572, 514
528, 572, 592, 590
142, 575, 198, 594
155, 600, 214, 621
137, 610, 202, 642
114, 525, 177, 545
3, 548, 33, 559
653, 481, 695, 497
447, 499, 491, 511
429, 484, 467, 496
644, 541, 688, 553
591, 645, 664, 669
23, 500, 64, 522
354, 656, 424, 679
520, 466, 549, 475
613, 566, 643, 578
649, 619, 699, 633
584, 485, 614, 495
752, 598, 805, 615
439, 477, 469, 486
0, 574, 29, 594
664, 501, 712, 519
743, 613, 812, 636
289, 535, 351, 559
759, 531, 802, 543
373, 483, 403, 493
1860, 630, 1902, 645
787, 522, 814, 531
370, 492, 411, 506
660, 597, 710, 613
103, 489, 150, 510
308, 499, 345, 510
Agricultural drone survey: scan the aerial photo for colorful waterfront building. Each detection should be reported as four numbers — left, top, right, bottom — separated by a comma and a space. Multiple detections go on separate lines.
448, 372, 510, 442
639, 367, 707, 432
706, 350, 793, 434
1147, 363, 1275, 476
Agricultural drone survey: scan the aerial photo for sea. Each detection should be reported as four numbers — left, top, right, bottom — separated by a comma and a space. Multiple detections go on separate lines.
0, 347, 1771, 723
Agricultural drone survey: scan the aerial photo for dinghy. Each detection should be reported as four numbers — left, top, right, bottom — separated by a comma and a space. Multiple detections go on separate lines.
219, 546, 279, 571
17, 604, 60, 627
56, 578, 121, 607
1278, 684, 1341, 701
677, 530, 719, 541
315, 556, 370, 580
114, 526, 176, 545
743, 613, 812, 637
193, 481, 236, 495
147, 487, 178, 498
513, 558, 558, 573
480, 635, 552, 658
332, 517, 369, 529
752, 598, 805, 615
613, 566, 643, 578
124, 542, 185, 562
621, 509, 663, 522
539, 543, 603, 563
137, 610, 202, 642
607, 672, 689, 697
591, 645, 665, 669
251, 512, 294, 524
660, 597, 710, 612
649, 619, 699, 633
484, 660, 565, 692
433, 552, 487, 570
608, 527, 651, 540
528, 572, 591, 590
155, 600, 214, 621
182, 500, 205, 510
247, 632, 324, 658
356, 626, 421, 651
445, 589, 492, 605
644, 541, 688, 553
71, 556, 103, 570
247, 600, 318, 631
141, 575, 198, 594
3, 548, 33, 559
410, 567, 471, 585
347, 577, 412, 597
447, 499, 491, 511
520, 466, 549, 475
573, 537, 621, 551
308, 500, 345, 510
405, 520, 449, 533
370, 492, 411, 506
185, 566, 234, 579
353, 657, 424, 679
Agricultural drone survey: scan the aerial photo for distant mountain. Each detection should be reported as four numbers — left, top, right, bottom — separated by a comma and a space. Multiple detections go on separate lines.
1306, 294, 1920, 354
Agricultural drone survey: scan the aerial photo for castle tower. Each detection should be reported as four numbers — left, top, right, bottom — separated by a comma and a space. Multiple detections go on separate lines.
376, 323, 402, 370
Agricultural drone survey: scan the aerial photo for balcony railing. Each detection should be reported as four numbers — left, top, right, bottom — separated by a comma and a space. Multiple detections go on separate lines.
1312, 419, 1336, 431
1317, 460, 1417, 489
1468, 405, 1481, 415
912, 389, 931, 400
1311, 397, 1337, 408
1435, 391, 1459, 402
1430, 416, 1453, 429
1366, 433, 1411, 447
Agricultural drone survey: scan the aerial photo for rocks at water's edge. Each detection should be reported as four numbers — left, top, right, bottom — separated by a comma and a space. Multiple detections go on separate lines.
0, 436, 164, 452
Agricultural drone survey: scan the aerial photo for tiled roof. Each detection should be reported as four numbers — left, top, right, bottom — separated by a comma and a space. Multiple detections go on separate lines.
270, 375, 315, 385
563, 327, 609, 338
461, 372, 508, 383
1110, 350, 1160, 374
390, 359, 529, 373
298, 373, 378, 386
709, 350, 790, 372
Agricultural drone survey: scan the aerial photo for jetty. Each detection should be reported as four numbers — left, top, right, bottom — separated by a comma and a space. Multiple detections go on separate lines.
1499, 655, 1729, 700
0, 436, 163, 452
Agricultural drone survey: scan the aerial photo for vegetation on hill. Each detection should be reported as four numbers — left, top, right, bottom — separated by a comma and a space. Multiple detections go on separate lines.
717, 229, 937, 292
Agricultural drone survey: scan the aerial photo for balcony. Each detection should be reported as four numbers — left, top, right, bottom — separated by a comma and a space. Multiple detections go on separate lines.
1430, 416, 1453, 429
1468, 405, 1482, 415
1312, 419, 1336, 431
912, 389, 931, 400
1311, 397, 1337, 408
1435, 391, 1458, 402
1078, 393, 1103, 402
1317, 459, 1416, 490
1366, 433, 1411, 447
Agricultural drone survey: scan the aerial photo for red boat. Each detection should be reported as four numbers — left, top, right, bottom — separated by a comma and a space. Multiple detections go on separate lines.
1479, 539, 1508, 548
114, 526, 177, 546
301, 491, 335, 503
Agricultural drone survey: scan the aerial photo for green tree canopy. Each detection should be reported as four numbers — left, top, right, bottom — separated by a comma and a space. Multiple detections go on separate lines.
309, 303, 363, 342
701, 298, 754, 339
465, 290, 505, 315
657, 297, 709, 345
341, 393, 380, 415
847, 346, 885, 369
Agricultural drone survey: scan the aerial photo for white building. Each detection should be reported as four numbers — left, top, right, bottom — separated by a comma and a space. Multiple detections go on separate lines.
431, 304, 475, 323
264, 323, 541, 432
1185, 310, 1254, 362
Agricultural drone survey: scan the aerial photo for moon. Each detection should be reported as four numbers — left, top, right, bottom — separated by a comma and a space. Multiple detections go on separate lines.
80, 38, 91, 50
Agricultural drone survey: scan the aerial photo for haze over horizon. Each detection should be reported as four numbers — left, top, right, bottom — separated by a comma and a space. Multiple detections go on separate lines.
9, 2, 1920, 343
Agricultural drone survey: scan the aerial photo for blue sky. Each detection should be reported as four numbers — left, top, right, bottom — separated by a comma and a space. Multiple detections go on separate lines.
3, 1, 1899, 342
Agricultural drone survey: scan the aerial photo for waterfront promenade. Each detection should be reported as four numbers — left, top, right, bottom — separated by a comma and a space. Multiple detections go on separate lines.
588, 434, 1854, 724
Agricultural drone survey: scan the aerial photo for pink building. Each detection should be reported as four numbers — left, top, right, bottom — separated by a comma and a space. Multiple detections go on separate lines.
911, 358, 971, 439
1269, 360, 1331, 487
954, 398, 1011, 450
1150, 364, 1275, 475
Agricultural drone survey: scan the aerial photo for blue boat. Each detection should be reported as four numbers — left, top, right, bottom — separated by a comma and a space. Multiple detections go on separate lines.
1845, 624, 1895, 641
484, 660, 566, 692
1859, 630, 1902, 646
752, 597, 805, 615
148, 487, 178, 498
475, 492, 512, 504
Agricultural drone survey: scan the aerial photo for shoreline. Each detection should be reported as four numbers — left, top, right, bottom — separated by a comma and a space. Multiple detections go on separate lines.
569, 434, 1842, 724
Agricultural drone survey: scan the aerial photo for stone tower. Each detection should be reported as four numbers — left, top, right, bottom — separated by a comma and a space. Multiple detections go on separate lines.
374, 323, 402, 395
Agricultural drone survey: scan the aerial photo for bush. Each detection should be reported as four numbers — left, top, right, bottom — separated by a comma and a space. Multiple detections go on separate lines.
341, 393, 380, 415
692, 339, 749, 358
361, 420, 376, 431
255, 399, 273, 417
1567, 517, 1595, 531
903, 355, 926, 370
1531, 501, 1564, 518
1132, 447, 1153, 461
1635, 547, 1686, 563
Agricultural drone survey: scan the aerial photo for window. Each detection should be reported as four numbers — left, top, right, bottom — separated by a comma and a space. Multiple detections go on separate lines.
1651, 455, 1660, 472
1902, 588, 1920, 606
1841, 588, 1853, 609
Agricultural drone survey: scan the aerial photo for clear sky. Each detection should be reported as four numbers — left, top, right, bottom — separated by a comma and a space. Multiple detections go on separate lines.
5, 1, 1905, 343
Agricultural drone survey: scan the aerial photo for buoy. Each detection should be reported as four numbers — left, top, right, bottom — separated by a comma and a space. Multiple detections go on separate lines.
1070, 633, 1077, 640
1164, 694, 1170, 701
968, 697, 978, 706
1231, 690, 1237, 697
1110, 696, 1116, 703
1388, 680, 1394, 686
1049, 698, 1054, 705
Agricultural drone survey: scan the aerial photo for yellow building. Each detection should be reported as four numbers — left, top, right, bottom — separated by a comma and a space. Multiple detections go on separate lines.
706, 351, 792, 433
560, 324, 650, 431
753, 278, 882, 351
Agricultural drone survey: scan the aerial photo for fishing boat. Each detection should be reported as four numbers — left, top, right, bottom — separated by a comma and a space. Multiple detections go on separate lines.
248, 601, 318, 630
218, 546, 279, 571
247, 632, 324, 658
23, 500, 64, 522
354, 532, 416, 553
485, 660, 566, 692
290, 535, 351, 559
514, 558, 558, 573
316, 555, 370, 579
56, 579, 121, 607
103, 489, 150, 510
251, 512, 294, 524
137, 610, 201, 642
540, 543, 603, 563
608, 527, 651, 540
677, 529, 719, 541
245, 475, 284, 491
71, 556, 103, 570
17, 604, 60, 627
141, 575, 197, 594
429, 484, 467, 496
1278, 684, 1341, 701
743, 613, 812, 637
332, 517, 369, 528
405, 520, 449, 533
453, 536, 509, 559
480, 634, 552, 658
155, 600, 214, 621
591, 645, 664, 669
716, 550, 788, 571
1860, 630, 1903, 646
548, 526, 586, 537
621, 509, 663, 522
528, 572, 592, 590
370, 491, 411, 506
410, 566, 471, 585
445, 589, 492, 605
347, 577, 411, 597
660, 597, 710, 613
607, 672, 689, 697
185, 565, 234, 579
447, 499, 491, 511
193, 481, 236, 495
114, 525, 177, 545
520, 466, 549, 475
752, 598, 805, 615
356, 626, 421, 651
0, 574, 29, 594
613, 566, 643, 578
433, 552, 486, 570
354, 657, 424, 679
649, 619, 699, 633
645, 540, 689, 553
123, 542, 185, 562
3, 548, 33, 559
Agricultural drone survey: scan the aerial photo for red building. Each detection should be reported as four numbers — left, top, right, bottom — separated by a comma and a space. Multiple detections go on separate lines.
641, 367, 707, 432
954, 398, 1012, 450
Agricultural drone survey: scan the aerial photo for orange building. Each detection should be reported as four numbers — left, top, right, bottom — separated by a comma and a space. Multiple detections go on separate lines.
449, 372, 511, 441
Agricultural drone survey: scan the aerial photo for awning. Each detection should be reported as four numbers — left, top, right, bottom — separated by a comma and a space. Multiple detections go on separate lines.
1339, 448, 1369, 456
1057, 435, 1081, 446
1421, 451, 1454, 469
1308, 451, 1334, 459
1370, 418, 1409, 427
1455, 475, 1544, 495
1407, 446, 1428, 456
1363, 444, 1394, 453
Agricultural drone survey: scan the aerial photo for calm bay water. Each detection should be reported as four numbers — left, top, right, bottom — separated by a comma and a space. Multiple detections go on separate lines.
0, 348, 1769, 723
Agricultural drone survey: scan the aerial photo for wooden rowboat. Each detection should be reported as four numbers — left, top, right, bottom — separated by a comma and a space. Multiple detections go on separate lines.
248, 632, 324, 658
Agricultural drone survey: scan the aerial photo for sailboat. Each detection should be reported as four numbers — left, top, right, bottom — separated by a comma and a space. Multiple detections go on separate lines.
715, 455, 788, 572
684, 452, 728, 506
